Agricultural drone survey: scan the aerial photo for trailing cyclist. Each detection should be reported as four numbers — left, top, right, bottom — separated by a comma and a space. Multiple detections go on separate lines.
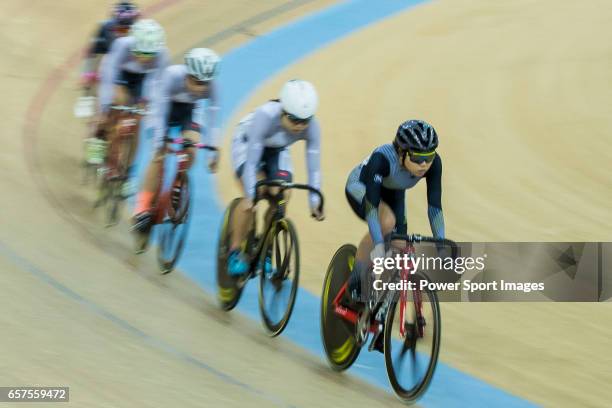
80, 1, 140, 93
227, 79, 325, 277
345, 119, 445, 304
88, 18, 169, 197
132, 48, 222, 233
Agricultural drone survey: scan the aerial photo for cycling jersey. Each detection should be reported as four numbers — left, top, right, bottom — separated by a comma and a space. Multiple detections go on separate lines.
88, 20, 118, 57
231, 101, 321, 209
150, 64, 220, 149
345, 143, 444, 244
98, 36, 170, 112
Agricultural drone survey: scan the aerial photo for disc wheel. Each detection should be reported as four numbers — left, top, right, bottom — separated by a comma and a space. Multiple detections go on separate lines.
216, 198, 245, 311
321, 244, 361, 371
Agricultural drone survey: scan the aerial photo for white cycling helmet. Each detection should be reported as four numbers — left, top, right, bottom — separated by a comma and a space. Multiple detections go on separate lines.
184, 48, 220, 81
130, 19, 165, 54
280, 79, 318, 119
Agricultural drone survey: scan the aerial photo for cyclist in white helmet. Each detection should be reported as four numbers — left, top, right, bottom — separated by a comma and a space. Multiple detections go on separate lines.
88, 18, 169, 196
227, 79, 325, 276
132, 48, 222, 233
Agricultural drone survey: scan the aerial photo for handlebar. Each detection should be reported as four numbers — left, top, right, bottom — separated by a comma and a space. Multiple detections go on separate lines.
165, 137, 219, 152
110, 105, 149, 115
253, 180, 324, 215
388, 233, 458, 258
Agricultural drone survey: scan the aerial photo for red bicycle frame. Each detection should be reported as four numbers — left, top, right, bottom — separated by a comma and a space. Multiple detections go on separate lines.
106, 110, 140, 179
332, 243, 424, 340
151, 143, 191, 225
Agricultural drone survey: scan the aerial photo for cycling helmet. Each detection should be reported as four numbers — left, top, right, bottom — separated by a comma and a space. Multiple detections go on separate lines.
130, 19, 165, 54
184, 48, 220, 81
395, 120, 438, 152
113, 1, 140, 26
280, 79, 318, 120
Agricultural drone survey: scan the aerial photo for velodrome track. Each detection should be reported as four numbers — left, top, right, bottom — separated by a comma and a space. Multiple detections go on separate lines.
1, 0, 611, 407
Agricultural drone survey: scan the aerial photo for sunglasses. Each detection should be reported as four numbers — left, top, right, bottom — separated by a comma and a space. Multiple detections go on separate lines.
187, 75, 210, 86
132, 51, 157, 58
407, 149, 436, 164
285, 112, 312, 125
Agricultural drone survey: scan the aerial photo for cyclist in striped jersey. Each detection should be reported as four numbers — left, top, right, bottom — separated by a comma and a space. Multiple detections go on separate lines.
345, 119, 445, 302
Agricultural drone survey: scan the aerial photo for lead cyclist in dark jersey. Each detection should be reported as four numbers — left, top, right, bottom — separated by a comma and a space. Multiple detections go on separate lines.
345, 119, 445, 302
80, 1, 140, 91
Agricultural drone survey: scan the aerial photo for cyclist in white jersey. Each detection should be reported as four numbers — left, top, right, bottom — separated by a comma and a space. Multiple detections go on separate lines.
88, 19, 169, 196
227, 80, 325, 276
132, 48, 222, 232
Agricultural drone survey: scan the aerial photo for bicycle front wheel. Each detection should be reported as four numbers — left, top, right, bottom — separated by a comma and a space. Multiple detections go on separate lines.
384, 272, 441, 403
157, 174, 191, 274
258, 218, 300, 337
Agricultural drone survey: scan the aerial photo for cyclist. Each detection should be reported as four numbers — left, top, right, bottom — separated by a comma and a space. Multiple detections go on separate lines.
345, 119, 445, 303
227, 79, 325, 276
132, 48, 222, 233
80, 1, 140, 92
90, 18, 169, 196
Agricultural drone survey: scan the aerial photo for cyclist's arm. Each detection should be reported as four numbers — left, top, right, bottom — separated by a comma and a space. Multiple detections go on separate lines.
242, 108, 269, 200
99, 36, 127, 113
150, 67, 173, 146
82, 22, 109, 72
203, 79, 221, 147
142, 48, 170, 105
425, 154, 445, 239
305, 120, 322, 209
360, 152, 391, 245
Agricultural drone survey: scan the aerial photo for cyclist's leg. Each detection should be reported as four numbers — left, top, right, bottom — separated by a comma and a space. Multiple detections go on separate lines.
123, 75, 146, 182
227, 128, 254, 275
132, 123, 165, 230
261, 147, 293, 224
346, 188, 397, 301
134, 149, 164, 215
177, 102, 201, 170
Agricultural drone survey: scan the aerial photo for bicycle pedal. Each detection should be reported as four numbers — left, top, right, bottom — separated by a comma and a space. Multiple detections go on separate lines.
355, 308, 371, 347
368, 324, 384, 353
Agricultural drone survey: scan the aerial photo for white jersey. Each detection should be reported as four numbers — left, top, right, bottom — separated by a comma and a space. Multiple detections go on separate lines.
232, 101, 321, 208
98, 36, 170, 112
151, 64, 221, 147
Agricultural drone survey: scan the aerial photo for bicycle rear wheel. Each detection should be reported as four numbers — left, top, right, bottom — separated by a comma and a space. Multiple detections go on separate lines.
157, 174, 191, 274
102, 133, 132, 227
105, 177, 124, 227
216, 198, 245, 311
258, 218, 300, 337
384, 272, 441, 403
321, 244, 361, 371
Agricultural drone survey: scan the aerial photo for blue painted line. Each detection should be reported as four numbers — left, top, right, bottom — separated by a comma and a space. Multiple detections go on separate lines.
0, 241, 294, 408
136, 1, 537, 407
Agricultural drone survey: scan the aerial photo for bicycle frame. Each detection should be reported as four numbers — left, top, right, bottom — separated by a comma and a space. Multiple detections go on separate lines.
106, 106, 143, 179
244, 180, 324, 275
151, 137, 217, 225
244, 188, 291, 274
331, 243, 424, 340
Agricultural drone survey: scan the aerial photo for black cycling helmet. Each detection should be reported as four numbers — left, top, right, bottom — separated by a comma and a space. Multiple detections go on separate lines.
113, 1, 140, 26
394, 119, 438, 153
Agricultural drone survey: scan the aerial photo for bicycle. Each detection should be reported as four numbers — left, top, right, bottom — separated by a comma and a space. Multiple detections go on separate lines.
216, 180, 324, 336
133, 137, 218, 274
75, 85, 100, 185
93, 104, 145, 226
321, 233, 457, 403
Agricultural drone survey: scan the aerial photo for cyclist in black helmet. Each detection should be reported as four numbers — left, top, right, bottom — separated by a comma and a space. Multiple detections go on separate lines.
80, 1, 140, 91
344, 119, 445, 303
